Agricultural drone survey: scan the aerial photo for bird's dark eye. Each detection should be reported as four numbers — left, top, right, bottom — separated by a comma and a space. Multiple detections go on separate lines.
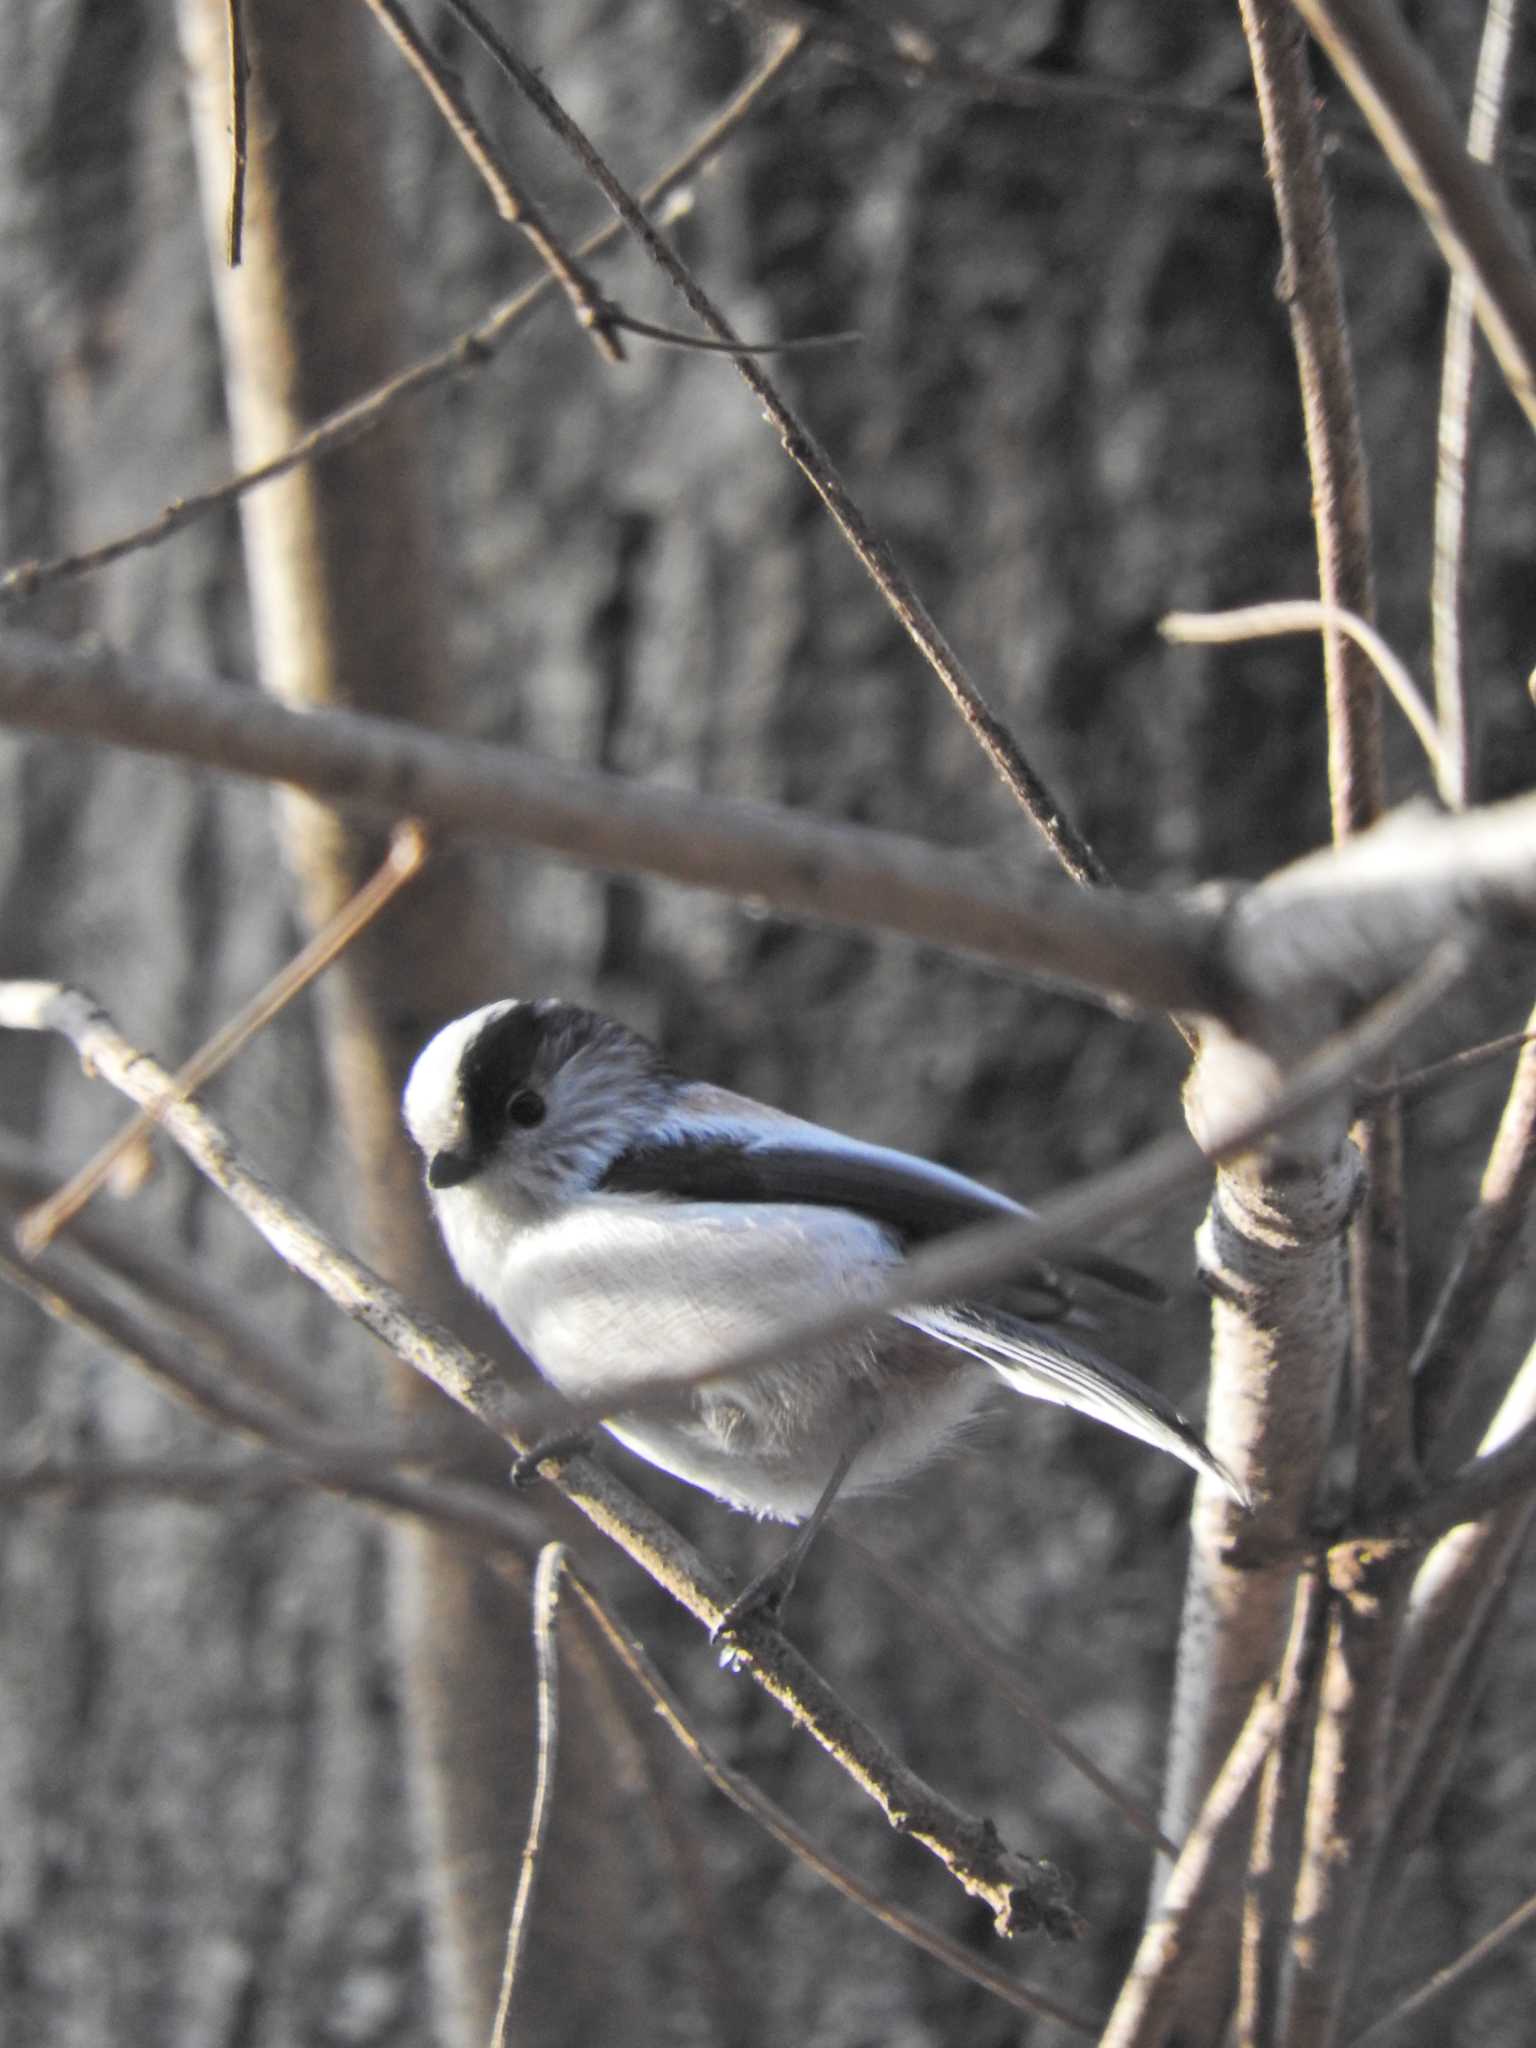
506, 1088, 546, 1129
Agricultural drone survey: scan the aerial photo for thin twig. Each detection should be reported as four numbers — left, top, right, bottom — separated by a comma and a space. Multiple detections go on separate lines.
224, 0, 249, 266
1387, 1384, 1536, 1545
352, 0, 624, 362
1100, 1683, 1287, 2048
0, 630, 1233, 1012
843, 1535, 1178, 1859
441, 0, 1107, 882
0, 1239, 535, 1545
1380, 1355, 1536, 1874
726, 0, 1270, 136
1291, 0, 1536, 434
1411, 1003, 1536, 1459
1280, 1539, 1415, 2048
1430, 0, 1524, 807
17, 820, 427, 1256
0, 980, 1079, 1939
1237, 1561, 1330, 2048
0, 1453, 312, 1507
609, 309, 861, 355
491, 1544, 567, 2048
1162, 602, 1450, 806
563, 1568, 1097, 2033
0, 27, 808, 604
1360, 1024, 1536, 1105
1348, 1888, 1536, 2047
1238, 1, 1382, 840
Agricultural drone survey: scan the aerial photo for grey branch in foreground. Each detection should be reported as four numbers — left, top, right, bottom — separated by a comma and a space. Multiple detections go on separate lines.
8, 629, 1536, 1035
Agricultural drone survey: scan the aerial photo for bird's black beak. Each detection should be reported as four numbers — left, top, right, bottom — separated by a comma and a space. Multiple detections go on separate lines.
427, 1147, 480, 1190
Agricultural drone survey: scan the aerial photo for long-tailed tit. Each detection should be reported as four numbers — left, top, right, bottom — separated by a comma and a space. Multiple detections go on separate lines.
403, 999, 1242, 1619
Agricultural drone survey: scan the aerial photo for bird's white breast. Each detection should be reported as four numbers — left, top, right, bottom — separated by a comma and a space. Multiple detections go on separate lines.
481, 1195, 899, 1404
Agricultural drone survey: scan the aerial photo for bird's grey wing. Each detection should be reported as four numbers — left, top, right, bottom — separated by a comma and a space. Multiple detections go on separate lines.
600, 1101, 1164, 1307
900, 1303, 1246, 1504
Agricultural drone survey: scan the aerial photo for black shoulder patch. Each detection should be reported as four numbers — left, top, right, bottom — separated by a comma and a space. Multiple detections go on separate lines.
599, 1130, 1004, 1241
455, 1002, 666, 1168
599, 1128, 1165, 1310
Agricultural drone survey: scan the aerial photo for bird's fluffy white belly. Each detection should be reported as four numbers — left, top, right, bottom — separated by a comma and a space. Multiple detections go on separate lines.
489, 1197, 893, 1397
470, 1198, 992, 1520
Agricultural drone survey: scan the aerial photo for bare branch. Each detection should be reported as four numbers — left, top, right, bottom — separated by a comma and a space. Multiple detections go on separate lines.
1364, 1023, 1536, 1103
0, 1207, 1098, 2025
842, 1536, 1178, 1859
1238, 0, 1412, 1564
10, 631, 1536, 1031
0, 1454, 310, 1507
1347, 1885, 1536, 2046
1430, 0, 1523, 806
1389, 1338, 1536, 1543
563, 1567, 1098, 2031
1280, 1540, 1415, 2048
19, 820, 428, 1254
1291, 0, 1536, 435
353, 0, 624, 362
441, 0, 1108, 881
0, 1235, 541, 1549
1238, 1559, 1330, 2045
1109, 1570, 1329, 2048
0, 26, 807, 606
223, 0, 249, 265
1411, 1004, 1536, 1457
1239, 0, 1382, 840
1378, 1360, 1536, 1910
492, 1545, 567, 2048
605, 310, 861, 356
1100, 1678, 1289, 2048
1163, 602, 1450, 806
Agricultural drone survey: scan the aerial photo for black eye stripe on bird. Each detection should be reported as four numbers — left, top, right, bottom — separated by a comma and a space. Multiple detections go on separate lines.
403, 999, 1246, 1630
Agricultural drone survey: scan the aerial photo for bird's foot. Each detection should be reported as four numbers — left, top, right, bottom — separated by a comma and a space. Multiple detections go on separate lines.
509, 1430, 592, 1488
711, 1553, 800, 1643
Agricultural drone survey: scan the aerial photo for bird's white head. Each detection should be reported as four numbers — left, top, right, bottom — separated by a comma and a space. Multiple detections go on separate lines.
403, 998, 674, 1220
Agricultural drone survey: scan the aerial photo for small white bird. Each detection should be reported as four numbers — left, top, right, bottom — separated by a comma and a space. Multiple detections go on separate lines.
403, 999, 1242, 1619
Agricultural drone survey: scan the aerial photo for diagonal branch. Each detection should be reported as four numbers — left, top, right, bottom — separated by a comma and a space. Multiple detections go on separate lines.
562, 1563, 1099, 2031
1429, 0, 1524, 806
491, 1544, 567, 2048
353, 0, 624, 361
441, 0, 1107, 881
512, 945, 1469, 1451
1290, 0, 1536, 434
0, 25, 808, 606
11, 630, 1536, 1030
0, 628, 1225, 1009
1411, 1003, 1536, 1458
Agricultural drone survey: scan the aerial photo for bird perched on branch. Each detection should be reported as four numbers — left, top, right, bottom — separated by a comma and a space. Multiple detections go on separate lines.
404, 998, 1242, 1626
